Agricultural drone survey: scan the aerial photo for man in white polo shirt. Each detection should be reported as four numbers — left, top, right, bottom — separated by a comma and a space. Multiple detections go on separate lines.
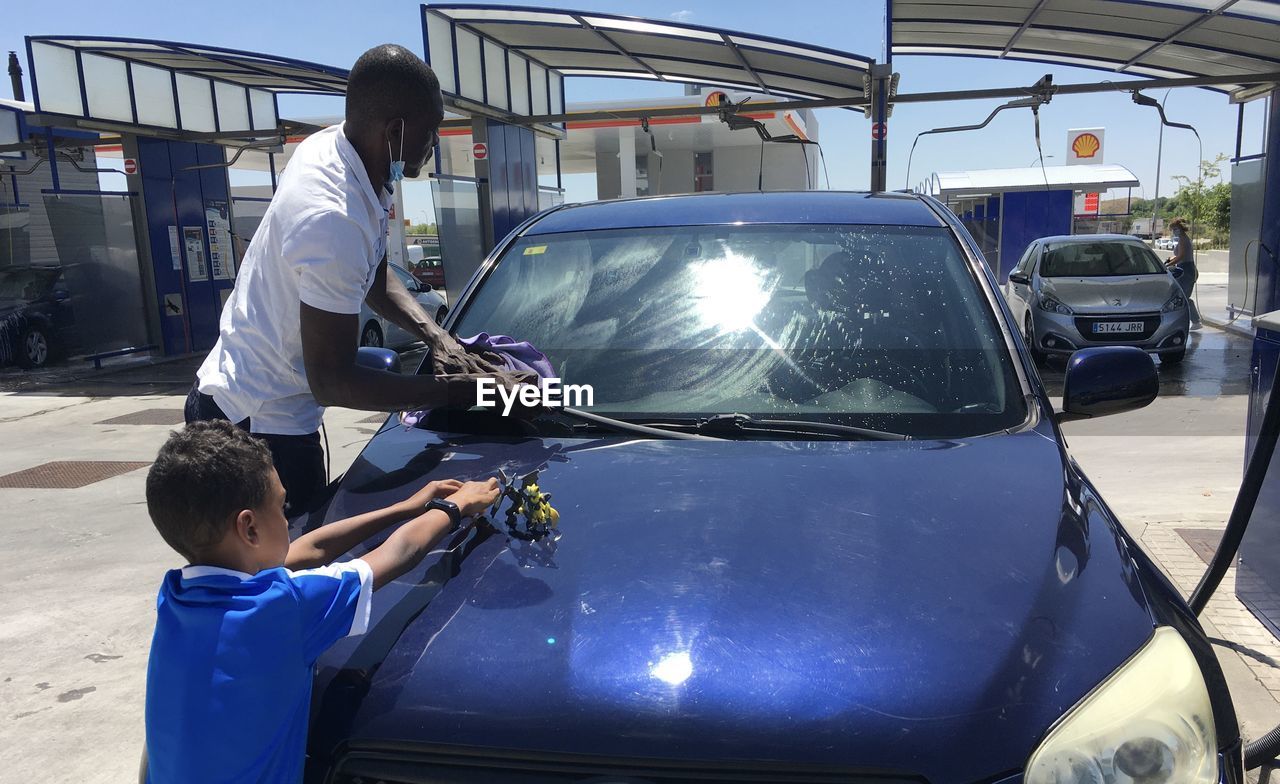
186, 44, 522, 515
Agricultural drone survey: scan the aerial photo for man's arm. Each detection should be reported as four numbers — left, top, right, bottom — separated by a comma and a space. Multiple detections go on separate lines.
363, 257, 528, 378
301, 302, 481, 411
364, 258, 439, 340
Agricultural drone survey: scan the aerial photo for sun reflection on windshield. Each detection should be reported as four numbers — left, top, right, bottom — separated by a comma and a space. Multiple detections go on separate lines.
691, 252, 771, 334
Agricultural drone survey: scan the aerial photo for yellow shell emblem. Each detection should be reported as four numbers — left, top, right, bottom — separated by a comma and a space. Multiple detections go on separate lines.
1071, 133, 1101, 159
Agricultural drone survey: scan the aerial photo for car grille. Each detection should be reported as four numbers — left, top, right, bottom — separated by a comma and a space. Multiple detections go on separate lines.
328, 747, 927, 784
1073, 313, 1160, 342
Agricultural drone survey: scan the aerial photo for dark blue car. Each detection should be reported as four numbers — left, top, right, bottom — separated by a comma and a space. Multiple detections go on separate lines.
304, 192, 1241, 784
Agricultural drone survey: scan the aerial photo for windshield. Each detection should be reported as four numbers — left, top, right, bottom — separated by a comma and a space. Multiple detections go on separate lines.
0, 268, 57, 302
1041, 241, 1165, 277
453, 223, 1026, 439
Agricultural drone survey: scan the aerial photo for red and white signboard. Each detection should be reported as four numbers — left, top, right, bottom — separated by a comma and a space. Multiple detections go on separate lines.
1084, 193, 1100, 213
123, 158, 138, 175
871, 122, 887, 141
472, 142, 488, 161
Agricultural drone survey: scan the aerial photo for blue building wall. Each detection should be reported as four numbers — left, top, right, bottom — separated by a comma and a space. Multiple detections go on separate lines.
996, 189, 1074, 281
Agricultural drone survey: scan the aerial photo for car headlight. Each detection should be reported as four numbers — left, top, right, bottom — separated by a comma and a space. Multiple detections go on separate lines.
1025, 627, 1217, 784
1163, 292, 1187, 313
1038, 294, 1074, 315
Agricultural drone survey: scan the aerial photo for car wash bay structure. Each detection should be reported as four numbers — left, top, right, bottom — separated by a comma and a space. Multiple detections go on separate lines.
10, 5, 1280, 627
922, 163, 1140, 280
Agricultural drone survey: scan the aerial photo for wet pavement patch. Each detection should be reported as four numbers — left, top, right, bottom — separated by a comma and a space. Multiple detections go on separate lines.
0, 461, 150, 489
95, 409, 185, 426
56, 687, 96, 703
1178, 528, 1226, 565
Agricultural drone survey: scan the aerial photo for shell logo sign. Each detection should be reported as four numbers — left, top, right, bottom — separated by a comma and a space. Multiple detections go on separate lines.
1067, 128, 1105, 165
705, 90, 729, 108
1072, 133, 1101, 159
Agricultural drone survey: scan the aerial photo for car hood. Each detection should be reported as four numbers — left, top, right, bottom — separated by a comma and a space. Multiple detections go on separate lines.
309, 425, 1155, 784
1043, 275, 1177, 313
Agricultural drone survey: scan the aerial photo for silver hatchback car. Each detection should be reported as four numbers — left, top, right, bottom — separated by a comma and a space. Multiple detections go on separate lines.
1005, 234, 1191, 364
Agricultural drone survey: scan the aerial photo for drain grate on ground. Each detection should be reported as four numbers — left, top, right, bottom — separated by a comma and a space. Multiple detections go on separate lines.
360, 414, 392, 424
0, 461, 151, 489
1177, 528, 1226, 566
96, 409, 186, 426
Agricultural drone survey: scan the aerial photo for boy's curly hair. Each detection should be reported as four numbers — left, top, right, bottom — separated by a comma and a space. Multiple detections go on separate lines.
146, 420, 275, 561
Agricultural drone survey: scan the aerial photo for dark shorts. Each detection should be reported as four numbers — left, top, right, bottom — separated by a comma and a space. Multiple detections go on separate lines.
183, 383, 327, 516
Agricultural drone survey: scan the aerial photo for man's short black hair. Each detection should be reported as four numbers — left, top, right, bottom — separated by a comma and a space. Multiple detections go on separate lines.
146, 420, 275, 561
346, 44, 444, 126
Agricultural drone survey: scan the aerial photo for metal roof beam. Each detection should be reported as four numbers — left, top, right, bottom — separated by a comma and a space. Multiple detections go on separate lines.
570, 14, 666, 82
719, 34, 772, 95
512, 68, 1280, 126
1001, 0, 1051, 58
1122, 0, 1241, 69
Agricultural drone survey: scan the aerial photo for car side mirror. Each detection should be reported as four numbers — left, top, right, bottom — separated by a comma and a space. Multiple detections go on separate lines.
419, 281, 433, 291
1009, 272, 1030, 285
1169, 266, 1184, 280
355, 346, 401, 373
1057, 346, 1157, 423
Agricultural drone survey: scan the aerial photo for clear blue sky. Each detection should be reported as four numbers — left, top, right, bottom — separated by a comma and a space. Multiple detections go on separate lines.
4, 0, 1268, 217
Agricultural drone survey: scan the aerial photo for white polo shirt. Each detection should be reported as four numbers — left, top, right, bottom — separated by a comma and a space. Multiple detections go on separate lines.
197, 123, 392, 435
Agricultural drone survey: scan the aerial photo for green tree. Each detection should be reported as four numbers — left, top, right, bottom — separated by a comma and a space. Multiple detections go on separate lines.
406, 222, 438, 235
1170, 153, 1230, 241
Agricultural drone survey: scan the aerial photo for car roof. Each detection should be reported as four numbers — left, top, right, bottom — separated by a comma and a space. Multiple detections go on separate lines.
1036, 234, 1149, 245
523, 191, 946, 236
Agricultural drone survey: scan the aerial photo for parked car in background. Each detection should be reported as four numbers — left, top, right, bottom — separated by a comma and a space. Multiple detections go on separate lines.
1005, 234, 1191, 364
406, 244, 447, 292
304, 193, 1241, 784
0, 265, 76, 369
1154, 235, 1176, 251
357, 262, 449, 349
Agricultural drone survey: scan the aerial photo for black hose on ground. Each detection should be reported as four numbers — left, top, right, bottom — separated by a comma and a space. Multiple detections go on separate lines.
1247, 722, 1280, 771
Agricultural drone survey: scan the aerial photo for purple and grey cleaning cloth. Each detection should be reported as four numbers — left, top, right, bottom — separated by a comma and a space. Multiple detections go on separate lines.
399, 333, 555, 428
456, 332, 556, 380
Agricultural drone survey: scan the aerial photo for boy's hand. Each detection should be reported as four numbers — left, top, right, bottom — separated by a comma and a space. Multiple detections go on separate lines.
446, 478, 502, 518
398, 479, 464, 516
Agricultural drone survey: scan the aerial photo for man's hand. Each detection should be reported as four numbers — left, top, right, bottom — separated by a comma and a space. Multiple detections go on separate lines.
445, 478, 502, 518
396, 479, 464, 516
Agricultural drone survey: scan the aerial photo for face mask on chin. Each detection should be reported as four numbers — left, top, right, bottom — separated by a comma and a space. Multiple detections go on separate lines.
388, 118, 406, 184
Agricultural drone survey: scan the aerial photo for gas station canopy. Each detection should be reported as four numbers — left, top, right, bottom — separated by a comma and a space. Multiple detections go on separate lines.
892, 0, 1280, 101
422, 4, 874, 103
24, 37, 348, 138
925, 162, 1140, 198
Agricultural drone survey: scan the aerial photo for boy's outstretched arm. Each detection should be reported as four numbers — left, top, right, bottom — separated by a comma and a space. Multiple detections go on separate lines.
284, 479, 464, 570
361, 478, 500, 589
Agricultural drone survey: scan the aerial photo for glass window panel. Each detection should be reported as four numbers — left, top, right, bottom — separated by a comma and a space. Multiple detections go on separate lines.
215, 82, 250, 132
176, 73, 216, 132
484, 40, 508, 110
31, 42, 84, 116
249, 89, 276, 132
456, 27, 484, 103
132, 63, 176, 128
425, 12, 458, 94
530, 63, 549, 115
83, 53, 132, 123
509, 55, 530, 115
549, 72, 564, 116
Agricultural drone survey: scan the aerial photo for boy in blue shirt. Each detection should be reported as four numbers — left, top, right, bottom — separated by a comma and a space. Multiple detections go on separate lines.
142, 419, 498, 783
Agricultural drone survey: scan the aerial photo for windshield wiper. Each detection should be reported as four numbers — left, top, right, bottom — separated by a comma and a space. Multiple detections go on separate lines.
690, 413, 909, 441
554, 407, 721, 441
